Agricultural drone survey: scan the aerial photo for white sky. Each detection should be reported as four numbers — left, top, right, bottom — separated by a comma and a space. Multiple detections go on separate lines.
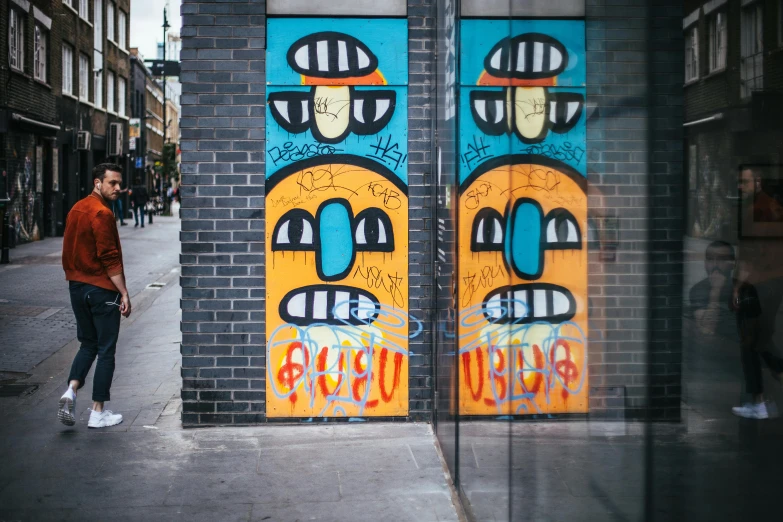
130, 0, 182, 61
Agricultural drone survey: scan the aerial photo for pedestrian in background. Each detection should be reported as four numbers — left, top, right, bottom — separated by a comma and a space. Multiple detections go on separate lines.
58, 163, 131, 429
112, 185, 129, 227
130, 178, 149, 228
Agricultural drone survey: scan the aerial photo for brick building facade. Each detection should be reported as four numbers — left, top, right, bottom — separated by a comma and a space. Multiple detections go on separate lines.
178, 0, 685, 426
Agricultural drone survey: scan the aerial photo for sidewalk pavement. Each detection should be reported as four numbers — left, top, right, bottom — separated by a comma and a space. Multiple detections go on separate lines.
0, 238, 462, 522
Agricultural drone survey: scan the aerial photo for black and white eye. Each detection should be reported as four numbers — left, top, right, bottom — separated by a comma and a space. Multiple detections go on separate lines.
272, 209, 316, 251
354, 208, 394, 252
548, 92, 584, 134
351, 90, 396, 135
471, 208, 504, 252
484, 33, 568, 80
544, 209, 581, 250
470, 90, 507, 136
286, 32, 378, 79
268, 91, 311, 134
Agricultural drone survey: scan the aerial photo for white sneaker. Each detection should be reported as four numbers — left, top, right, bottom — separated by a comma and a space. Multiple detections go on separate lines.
88, 409, 123, 428
732, 402, 769, 419
58, 387, 76, 426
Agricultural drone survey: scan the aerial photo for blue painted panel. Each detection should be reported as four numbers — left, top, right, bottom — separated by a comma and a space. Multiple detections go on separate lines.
319, 202, 354, 279
460, 20, 585, 87
266, 86, 408, 185
508, 201, 542, 278
267, 18, 409, 86
458, 86, 587, 184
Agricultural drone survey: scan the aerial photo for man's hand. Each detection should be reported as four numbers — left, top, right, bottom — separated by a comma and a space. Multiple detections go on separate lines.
120, 293, 132, 318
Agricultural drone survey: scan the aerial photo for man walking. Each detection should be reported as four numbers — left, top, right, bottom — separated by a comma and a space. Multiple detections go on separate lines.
58, 163, 131, 428
130, 178, 149, 228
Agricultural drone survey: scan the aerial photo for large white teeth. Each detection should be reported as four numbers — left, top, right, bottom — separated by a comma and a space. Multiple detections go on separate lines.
334, 291, 351, 319
553, 291, 570, 316
357, 294, 374, 320
312, 291, 328, 319
486, 294, 502, 319
513, 290, 527, 318
533, 289, 547, 318
287, 293, 307, 318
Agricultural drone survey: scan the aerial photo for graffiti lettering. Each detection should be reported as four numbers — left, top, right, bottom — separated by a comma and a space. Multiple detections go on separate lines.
366, 182, 402, 210
461, 265, 505, 308
523, 143, 585, 164
353, 265, 405, 309
461, 135, 493, 170
268, 142, 344, 166
464, 182, 492, 210
313, 96, 351, 122
296, 167, 358, 197
367, 135, 407, 171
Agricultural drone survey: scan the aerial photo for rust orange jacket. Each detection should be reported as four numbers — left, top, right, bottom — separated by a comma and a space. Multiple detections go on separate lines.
62, 193, 124, 292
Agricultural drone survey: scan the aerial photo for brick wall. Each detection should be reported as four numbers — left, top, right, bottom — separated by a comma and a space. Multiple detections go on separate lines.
586, 0, 684, 420
179, 0, 437, 425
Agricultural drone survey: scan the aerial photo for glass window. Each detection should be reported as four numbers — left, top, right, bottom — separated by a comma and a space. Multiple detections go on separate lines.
741, 3, 764, 97
79, 54, 90, 101
94, 0, 103, 52
107, 3, 115, 42
34, 26, 48, 83
94, 51, 103, 108
107, 71, 115, 113
118, 10, 127, 50
685, 26, 699, 82
9, 9, 24, 72
62, 44, 73, 95
708, 12, 727, 72
79, 0, 89, 21
118, 77, 126, 116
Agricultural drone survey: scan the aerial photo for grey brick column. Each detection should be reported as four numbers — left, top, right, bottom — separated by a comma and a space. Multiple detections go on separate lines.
179, 0, 267, 425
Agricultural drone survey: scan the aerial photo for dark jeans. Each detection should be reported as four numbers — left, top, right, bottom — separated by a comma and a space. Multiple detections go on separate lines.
67, 282, 121, 402
113, 199, 125, 223
739, 277, 783, 395
133, 205, 146, 226
741, 341, 783, 395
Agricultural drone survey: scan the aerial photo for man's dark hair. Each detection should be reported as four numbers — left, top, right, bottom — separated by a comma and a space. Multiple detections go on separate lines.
93, 163, 123, 181
706, 240, 735, 260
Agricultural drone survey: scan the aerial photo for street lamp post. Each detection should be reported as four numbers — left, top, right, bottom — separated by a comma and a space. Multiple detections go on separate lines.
161, 7, 170, 216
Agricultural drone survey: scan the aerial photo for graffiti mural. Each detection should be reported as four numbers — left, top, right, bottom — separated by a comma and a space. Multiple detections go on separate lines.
266, 19, 411, 417
458, 19, 588, 415
7, 148, 40, 244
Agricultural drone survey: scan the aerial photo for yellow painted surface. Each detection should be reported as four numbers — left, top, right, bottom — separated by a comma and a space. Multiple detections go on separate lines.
458, 163, 588, 415
266, 163, 409, 417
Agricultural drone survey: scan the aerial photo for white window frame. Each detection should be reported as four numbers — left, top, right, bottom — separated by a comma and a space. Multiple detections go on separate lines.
106, 2, 115, 42
107, 71, 115, 113
741, 3, 764, 98
34, 25, 48, 83
118, 10, 127, 50
62, 44, 74, 95
685, 26, 699, 83
118, 77, 126, 116
79, 53, 90, 102
79, 0, 89, 21
708, 12, 727, 73
94, 51, 103, 109
94, 0, 103, 52
9, 8, 25, 72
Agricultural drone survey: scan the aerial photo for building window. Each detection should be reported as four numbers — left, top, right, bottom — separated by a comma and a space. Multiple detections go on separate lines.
107, 2, 115, 42
95, 0, 103, 51
118, 77, 126, 116
94, 52, 103, 108
118, 10, 127, 50
63, 44, 74, 95
79, 0, 89, 21
79, 54, 90, 101
63, 0, 73, 7
107, 71, 115, 113
9, 9, 24, 72
708, 12, 727, 72
741, 3, 764, 98
685, 26, 699, 83
34, 26, 48, 83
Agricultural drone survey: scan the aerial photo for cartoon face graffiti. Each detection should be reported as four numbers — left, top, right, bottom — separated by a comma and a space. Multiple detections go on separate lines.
266, 158, 409, 417
457, 21, 588, 416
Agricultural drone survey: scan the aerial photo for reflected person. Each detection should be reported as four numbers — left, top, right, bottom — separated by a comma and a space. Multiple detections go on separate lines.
731, 167, 783, 419
690, 241, 735, 338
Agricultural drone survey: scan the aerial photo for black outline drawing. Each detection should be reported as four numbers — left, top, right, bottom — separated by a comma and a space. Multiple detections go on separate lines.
469, 88, 584, 145
458, 154, 587, 195
271, 209, 317, 252
314, 198, 357, 282
470, 207, 505, 252
481, 283, 576, 325
286, 31, 379, 79
483, 33, 569, 80
544, 208, 582, 250
269, 87, 396, 145
354, 208, 395, 252
279, 284, 381, 326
